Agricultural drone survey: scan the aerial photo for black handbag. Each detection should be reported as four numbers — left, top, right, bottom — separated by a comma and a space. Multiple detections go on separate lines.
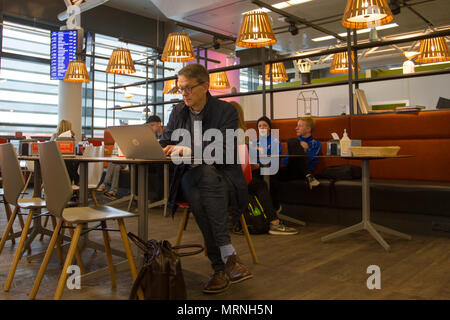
127, 232, 203, 300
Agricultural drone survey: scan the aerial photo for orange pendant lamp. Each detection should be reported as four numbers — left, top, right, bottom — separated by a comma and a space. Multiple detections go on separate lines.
265, 62, 288, 82
161, 32, 196, 63
342, 0, 394, 29
236, 10, 277, 48
209, 71, 230, 89
163, 79, 180, 94
330, 52, 361, 74
64, 60, 90, 83
415, 36, 450, 63
106, 48, 136, 74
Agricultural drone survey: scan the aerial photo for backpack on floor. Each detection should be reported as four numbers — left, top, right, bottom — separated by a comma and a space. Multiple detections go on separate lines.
243, 195, 270, 234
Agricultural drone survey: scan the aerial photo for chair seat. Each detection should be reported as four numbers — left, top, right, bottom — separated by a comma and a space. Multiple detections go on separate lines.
62, 205, 137, 224
18, 197, 46, 209
176, 201, 189, 208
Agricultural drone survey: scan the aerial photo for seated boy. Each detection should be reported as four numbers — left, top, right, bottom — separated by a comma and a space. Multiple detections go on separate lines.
281, 116, 321, 189
270, 116, 321, 213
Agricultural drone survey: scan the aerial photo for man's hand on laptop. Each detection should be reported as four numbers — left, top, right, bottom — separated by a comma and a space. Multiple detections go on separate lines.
163, 145, 192, 157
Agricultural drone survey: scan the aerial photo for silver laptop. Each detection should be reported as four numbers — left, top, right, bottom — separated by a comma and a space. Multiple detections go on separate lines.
108, 124, 168, 160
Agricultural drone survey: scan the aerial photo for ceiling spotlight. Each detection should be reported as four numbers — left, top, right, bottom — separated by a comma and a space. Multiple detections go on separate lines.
288, 22, 298, 36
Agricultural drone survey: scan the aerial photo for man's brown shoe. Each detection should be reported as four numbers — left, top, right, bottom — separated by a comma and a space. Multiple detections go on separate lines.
224, 253, 253, 284
202, 270, 231, 294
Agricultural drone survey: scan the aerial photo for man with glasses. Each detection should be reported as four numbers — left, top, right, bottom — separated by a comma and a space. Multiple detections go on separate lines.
160, 64, 252, 294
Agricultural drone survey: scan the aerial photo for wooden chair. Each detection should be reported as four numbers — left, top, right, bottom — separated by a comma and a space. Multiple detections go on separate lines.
0, 143, 48, 292
174, 144, 259, 264
29, 141, 143, 300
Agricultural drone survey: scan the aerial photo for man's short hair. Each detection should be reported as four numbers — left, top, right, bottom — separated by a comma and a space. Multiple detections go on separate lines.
298, 116, 316, 132
178, 63, 209, 84
146, 115, 162, 124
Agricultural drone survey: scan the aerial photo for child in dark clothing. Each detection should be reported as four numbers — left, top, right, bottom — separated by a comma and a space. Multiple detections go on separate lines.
282, 116, 321, 188
272, 116, 321, 212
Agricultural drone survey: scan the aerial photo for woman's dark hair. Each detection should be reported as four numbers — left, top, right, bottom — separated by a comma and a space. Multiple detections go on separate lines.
256, 116, 272, 129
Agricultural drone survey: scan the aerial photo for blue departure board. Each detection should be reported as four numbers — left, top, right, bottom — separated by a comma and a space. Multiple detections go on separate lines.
50, 30, 78, 80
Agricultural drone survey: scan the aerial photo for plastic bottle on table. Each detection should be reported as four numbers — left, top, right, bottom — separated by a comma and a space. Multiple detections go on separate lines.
340, 129, 352, 156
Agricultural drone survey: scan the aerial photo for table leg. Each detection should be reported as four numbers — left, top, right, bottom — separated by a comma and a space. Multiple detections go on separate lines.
321, 159, 411, 251
79, 162, 89, 207
163, 164, 169, 217
127, 164, 137, 212
137, 164, 149, 266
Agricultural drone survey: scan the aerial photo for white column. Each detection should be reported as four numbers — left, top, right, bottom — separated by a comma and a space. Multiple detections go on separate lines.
58, 80, 82, 142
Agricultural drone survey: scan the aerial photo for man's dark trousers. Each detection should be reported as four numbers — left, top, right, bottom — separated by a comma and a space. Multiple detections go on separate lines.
181, 164, 231, 271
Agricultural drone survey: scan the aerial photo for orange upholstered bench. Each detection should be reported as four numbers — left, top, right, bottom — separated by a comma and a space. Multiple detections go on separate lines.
246, 110, 450, 237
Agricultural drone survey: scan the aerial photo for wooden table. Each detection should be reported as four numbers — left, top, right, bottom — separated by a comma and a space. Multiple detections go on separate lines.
18, 155, 175, 280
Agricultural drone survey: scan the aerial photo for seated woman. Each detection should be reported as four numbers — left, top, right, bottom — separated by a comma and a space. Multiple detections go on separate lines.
230, 102, 297, 236
51, 119, 79, 185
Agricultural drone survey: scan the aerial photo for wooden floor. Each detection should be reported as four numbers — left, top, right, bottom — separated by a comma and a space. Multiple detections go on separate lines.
0, 193, 449, 300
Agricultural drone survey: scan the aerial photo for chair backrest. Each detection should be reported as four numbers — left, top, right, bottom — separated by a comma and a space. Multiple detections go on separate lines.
238, 144, 252, 185
0, 143, 25, 205
38, 141, 73, 217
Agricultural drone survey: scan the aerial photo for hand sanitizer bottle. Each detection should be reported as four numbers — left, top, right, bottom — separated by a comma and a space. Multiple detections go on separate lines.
340, 129, 351, 156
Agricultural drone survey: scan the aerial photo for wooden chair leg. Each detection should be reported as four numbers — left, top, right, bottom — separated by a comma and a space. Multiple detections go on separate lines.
117, 218, 144, 300
4, 209, 34, 292
240, 214, 259, 264
39, 215, 50, 241
51, 216, 64, 264
101, 221, 116, 287
17, 212, 25, 230
175, 207, 189, 247
90, 190, 99, 206
0, 207, 19, 255
29, 218, 63, 300
54, 224, 82, 300
67, 223, 85, 275
3, 202, 16, 245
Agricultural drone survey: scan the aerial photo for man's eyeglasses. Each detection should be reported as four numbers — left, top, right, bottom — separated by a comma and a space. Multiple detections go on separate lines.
178, 82, 204, 94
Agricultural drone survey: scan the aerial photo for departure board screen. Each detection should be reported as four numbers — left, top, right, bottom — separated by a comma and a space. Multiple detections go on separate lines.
50, 30, 78, 80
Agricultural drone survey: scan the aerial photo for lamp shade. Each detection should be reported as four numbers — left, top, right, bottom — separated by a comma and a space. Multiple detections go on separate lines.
161, 32, 196, 63
342, 0, 394, 29
236, 10, 277, 48
416, 37, 450, 63
330, 52, 361, 74
163, 79, 180, 94
106, 48, 136, 74
209, 72, 230, 89
64, 60, 90, 83
265, 63, 288, 82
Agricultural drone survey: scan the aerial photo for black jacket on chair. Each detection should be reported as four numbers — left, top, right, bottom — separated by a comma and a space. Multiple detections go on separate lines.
159, 92, 249, 216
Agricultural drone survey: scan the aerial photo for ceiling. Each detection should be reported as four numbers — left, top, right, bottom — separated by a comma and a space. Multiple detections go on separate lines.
104, 0, 450, 69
